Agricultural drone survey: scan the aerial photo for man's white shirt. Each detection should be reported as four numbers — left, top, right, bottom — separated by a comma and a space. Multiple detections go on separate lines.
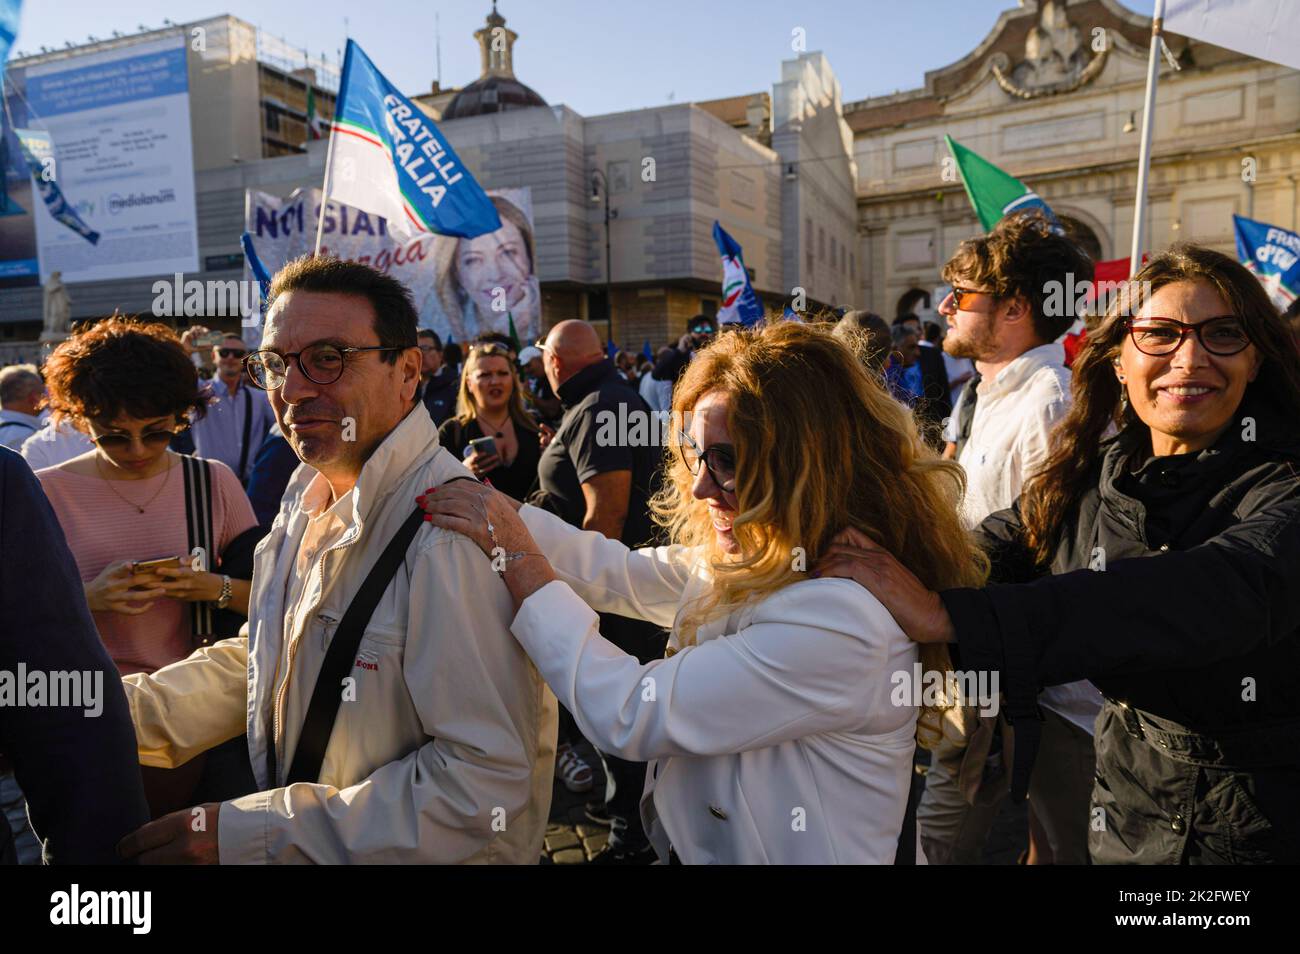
0, 410, 43, 451
20, 419, 94, 469
955, 341, 1103, 733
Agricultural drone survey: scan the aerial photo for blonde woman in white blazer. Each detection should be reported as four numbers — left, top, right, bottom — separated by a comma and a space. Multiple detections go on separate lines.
422, 322, 987, 864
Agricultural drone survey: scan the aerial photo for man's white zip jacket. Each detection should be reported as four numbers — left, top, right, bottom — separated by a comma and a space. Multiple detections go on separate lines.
123, 406, 557, 863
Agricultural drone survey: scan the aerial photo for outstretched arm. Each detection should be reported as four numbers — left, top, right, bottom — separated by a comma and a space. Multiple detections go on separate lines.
508, 578, 906, 762
815, 501, 1300, 687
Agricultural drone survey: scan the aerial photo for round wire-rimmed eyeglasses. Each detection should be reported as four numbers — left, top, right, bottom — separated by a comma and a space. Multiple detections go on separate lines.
243, 343, 408, 390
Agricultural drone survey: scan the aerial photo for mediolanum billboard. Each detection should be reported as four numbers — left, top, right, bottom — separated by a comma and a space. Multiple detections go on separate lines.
21, 32, 200, 284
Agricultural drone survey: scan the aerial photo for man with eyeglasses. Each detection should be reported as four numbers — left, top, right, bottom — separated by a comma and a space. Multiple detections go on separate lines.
116, 256, 556, 865
924, 211, 1100, 867
189, 333, 275, 486
416, 329, 458, 427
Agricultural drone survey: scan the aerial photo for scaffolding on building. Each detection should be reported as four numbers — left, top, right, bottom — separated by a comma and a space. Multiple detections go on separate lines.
256, 31, 341, 93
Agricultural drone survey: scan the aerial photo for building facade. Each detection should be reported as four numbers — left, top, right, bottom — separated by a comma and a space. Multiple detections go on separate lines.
849, 0, 1300, 318
1, 6, 844, 353
3, 0, 1296, 361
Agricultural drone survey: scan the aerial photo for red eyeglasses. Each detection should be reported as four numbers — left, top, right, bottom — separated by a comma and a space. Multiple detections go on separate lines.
1125, 317, 1251, 357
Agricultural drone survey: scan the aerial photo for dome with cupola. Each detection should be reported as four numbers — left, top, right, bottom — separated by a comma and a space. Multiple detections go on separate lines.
442, 3, 547, 120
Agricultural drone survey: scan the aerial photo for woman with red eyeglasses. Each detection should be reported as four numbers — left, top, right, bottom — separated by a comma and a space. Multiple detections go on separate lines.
817, 246, 1300, 864
34, 315, 259, 679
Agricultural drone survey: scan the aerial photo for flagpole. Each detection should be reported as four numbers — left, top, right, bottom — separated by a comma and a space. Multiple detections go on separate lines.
1129, 0, 1166, 277
313, 119, 338, 256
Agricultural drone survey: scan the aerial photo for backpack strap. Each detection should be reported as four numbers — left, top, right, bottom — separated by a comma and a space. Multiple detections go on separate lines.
181, 455, 216, 645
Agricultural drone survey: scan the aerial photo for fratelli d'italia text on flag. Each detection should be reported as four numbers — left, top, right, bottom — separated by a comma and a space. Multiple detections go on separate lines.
1234, 214, 1300, 309
712, 221, 764, 326
326, 39, 501, 240
945, 135, 1055, 232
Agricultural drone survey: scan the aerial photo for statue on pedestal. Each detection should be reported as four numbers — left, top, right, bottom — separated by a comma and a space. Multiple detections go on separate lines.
41, 271, 72, 341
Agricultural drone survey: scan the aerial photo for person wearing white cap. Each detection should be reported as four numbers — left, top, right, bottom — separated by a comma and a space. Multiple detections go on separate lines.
518, 343, 561, 425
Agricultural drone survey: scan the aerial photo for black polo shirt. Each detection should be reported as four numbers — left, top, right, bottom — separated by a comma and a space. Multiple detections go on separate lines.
537, 358, 661, 548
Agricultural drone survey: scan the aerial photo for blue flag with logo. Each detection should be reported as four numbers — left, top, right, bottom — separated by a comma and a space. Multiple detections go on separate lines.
326, 39, 501, 240
14, 128, 100, 245
1234, 214, 1300, 310
712, 221, 764, 326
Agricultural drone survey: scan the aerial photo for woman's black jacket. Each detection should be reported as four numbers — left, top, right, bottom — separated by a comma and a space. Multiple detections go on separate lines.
941, 399, 1300, 800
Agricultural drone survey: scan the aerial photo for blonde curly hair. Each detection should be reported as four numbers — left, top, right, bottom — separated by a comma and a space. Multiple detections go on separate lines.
651, 321, 988, 745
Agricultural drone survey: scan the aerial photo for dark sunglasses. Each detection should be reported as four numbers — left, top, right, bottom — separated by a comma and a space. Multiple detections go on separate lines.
1125, 316, 1251, 357
950, 287, 996, 310
677, 430, 736, 492
217, 347, 247, 359
90, 427, 178, 449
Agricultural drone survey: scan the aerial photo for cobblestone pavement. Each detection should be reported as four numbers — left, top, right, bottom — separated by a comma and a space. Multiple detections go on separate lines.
541, 739, 611, 864
539, 740, 1029, 865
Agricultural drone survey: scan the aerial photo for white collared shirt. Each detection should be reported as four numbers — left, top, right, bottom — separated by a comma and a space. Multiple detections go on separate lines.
275, 476, 358, 741
955, 341, 1102, 733
0, 409, 43, 451
20, 419, 93, 469
957, 342, 1070, 529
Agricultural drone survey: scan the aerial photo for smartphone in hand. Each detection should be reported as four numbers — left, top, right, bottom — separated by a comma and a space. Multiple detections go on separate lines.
467, 436, 498, 459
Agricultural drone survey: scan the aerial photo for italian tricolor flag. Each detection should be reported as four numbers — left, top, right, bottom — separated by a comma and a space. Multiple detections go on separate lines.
321, 40, 501, 242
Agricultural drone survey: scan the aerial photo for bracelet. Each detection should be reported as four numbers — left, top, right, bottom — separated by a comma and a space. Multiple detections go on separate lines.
216, 574, 233, 609
496, 550, 544, 575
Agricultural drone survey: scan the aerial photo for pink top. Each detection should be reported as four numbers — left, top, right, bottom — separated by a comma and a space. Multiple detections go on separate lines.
37, 454, 259, 676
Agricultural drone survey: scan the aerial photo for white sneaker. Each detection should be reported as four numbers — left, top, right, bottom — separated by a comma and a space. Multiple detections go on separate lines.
554, 743, 594, 793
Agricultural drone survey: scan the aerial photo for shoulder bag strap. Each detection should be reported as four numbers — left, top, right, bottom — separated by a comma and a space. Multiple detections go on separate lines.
277, 506, 427, 786
274, 475, 482, 786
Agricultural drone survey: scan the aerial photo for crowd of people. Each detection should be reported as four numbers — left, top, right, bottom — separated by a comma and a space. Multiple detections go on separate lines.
3, 208, 1299, 866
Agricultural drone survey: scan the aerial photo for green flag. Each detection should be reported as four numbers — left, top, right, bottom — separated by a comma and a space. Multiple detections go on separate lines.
945, 135, 1054, 232
507, 313, 522, 352
306, 86, 324, 140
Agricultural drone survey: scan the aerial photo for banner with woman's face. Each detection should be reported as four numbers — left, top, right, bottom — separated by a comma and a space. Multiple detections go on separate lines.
245, 185, 540, 345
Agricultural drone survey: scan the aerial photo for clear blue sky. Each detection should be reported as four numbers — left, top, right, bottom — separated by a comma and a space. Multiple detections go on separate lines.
11, 0, 1157, 114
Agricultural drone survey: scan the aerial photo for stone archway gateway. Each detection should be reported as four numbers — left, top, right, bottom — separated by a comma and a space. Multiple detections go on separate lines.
896, 287, 931, 320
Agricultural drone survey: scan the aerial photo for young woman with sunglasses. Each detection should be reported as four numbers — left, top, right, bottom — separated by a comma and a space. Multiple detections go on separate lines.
817, 246, 1300, 864
419, 321, 987, 863
35, 316, 259, 678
